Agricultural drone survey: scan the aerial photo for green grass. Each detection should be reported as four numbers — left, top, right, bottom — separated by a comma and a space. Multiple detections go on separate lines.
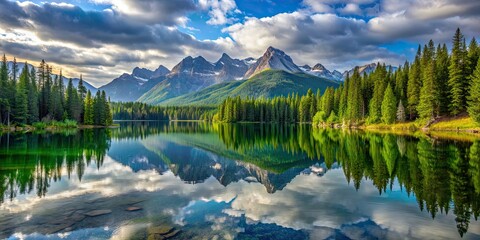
365, 120, 425, 131
429, 117, 480, 131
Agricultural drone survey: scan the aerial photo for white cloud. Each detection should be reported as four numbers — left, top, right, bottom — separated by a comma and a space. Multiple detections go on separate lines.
1, 0, 480, 85
199, 0, 239, 25
339, 3, 362, 15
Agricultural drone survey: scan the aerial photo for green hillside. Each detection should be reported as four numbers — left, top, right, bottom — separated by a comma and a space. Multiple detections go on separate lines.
159, 70, 340, 106
160, 80, 245, 106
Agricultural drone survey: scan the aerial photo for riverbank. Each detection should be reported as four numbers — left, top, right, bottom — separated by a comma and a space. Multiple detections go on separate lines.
0, 121, 119, 133
363, 116, 480, 133
313, 116, 480, 141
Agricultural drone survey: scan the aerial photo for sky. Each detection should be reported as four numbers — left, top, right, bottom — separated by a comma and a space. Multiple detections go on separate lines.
0, 0, 479, 87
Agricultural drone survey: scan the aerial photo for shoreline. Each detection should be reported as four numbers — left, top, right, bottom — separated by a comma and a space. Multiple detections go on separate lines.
0, 124, 119, 133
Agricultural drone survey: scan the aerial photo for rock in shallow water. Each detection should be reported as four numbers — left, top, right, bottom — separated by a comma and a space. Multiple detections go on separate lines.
148, 226, 173, 235
84, 210, 112, 217
147, 225, 181, 240
126, 206, 142, 212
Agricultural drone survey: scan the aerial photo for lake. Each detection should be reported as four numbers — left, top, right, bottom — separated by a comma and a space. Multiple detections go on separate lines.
1, 122, 479, 239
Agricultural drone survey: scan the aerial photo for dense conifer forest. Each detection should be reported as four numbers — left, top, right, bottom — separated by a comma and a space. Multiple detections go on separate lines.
0, 56, 113, 127
111, 102, 216, 121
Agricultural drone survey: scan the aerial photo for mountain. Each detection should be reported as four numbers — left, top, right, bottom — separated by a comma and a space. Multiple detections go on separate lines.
244, 46, 302, 78
138, 54, 248, 105
103, 47, 398, 103
99, 65, 170, 102
342, 63, 398, 79
152, 65, 170, 78
214, 53, 249, 81
131, 67, 154, 80
7, 61, 97, 93
300, 63, 343, 81
160, 69, 340, 106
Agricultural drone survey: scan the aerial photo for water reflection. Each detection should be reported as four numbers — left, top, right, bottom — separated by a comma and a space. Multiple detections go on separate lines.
0, 129, 110, 204
0, 122, 479, 239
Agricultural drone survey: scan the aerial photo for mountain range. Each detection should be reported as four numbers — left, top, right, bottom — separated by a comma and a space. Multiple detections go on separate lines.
7, 47, 396, 105
97, 65, 170, 102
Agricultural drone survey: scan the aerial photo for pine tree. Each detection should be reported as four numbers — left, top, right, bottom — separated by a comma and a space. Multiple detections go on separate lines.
13, 63, 28, 124
78, 75, 87, 121
50, 75, 62, 120
369, 64, 387, 123
418, 40, 437, 119
468, 58, 480, 123
407, 46, 422, 119
468, 37, 479, 78
65, 78, 81, 121
396, 100, 406, 122
448, 28, 468, 115
106, 97, 113, 126
395, 63, 409, 104
27, 67, 39, 123
11, 57, 17, 82
381, 84, 397, 124
436, 44, 450, 115
0, 54, 8, 124
299, 89, 313, 122
346, 68, 363, 123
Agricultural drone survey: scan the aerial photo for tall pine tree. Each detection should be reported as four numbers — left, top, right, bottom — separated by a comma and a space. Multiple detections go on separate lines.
381, 84, 397, 124
407, 46, 422, 119
468, 58, 480, 123
448, 28, 469, 115
13, 63, 28, 124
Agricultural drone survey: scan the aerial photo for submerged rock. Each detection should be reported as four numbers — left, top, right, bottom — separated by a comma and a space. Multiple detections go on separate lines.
147, 225, 180, 240
126, 206, 142, 212
84, 210, 112, 217
148, 226, 173, 235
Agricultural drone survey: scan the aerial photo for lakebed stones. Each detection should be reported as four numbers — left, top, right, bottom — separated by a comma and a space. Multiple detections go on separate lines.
126, 206, 142, 212
147, 225, 180, 240
84, 209, 112, 217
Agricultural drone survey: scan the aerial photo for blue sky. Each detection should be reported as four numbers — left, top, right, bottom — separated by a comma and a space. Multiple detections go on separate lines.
0, 0, 479, 86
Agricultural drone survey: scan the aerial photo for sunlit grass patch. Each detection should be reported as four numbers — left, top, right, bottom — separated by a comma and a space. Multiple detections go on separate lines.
430, 117, 480, 131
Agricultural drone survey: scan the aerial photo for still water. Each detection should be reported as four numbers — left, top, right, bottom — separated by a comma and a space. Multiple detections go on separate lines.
0, 122, 480, 239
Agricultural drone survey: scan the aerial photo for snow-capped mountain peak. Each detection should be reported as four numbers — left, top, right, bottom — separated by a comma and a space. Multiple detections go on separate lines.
244, 46, 302, 78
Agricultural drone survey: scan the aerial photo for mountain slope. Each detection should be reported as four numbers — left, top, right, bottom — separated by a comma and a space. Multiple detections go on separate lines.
99, 65, 170, 102
138, 54, 248, 104
244, 46, 302, 78
161, 70, 340, 106
160, 80, 245, 106
300, 63, 343, 81
231, 70, 339, 98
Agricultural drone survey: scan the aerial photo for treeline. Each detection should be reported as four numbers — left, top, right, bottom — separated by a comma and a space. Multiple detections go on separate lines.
0, 56, 113, 126
111, 102, 216, 121
315, 28, 480, 125
214, 91, 317, 123
215, 28, 480, 125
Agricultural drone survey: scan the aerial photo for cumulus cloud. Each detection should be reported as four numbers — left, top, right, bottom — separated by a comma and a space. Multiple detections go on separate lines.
89, 0, 197, 25
223, 0, 480, 71
222, 11, 404, 71
0, 0, 479, 84
199, 0, 240, 25
303, 0, 379, 16
0, 0, 234, 85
